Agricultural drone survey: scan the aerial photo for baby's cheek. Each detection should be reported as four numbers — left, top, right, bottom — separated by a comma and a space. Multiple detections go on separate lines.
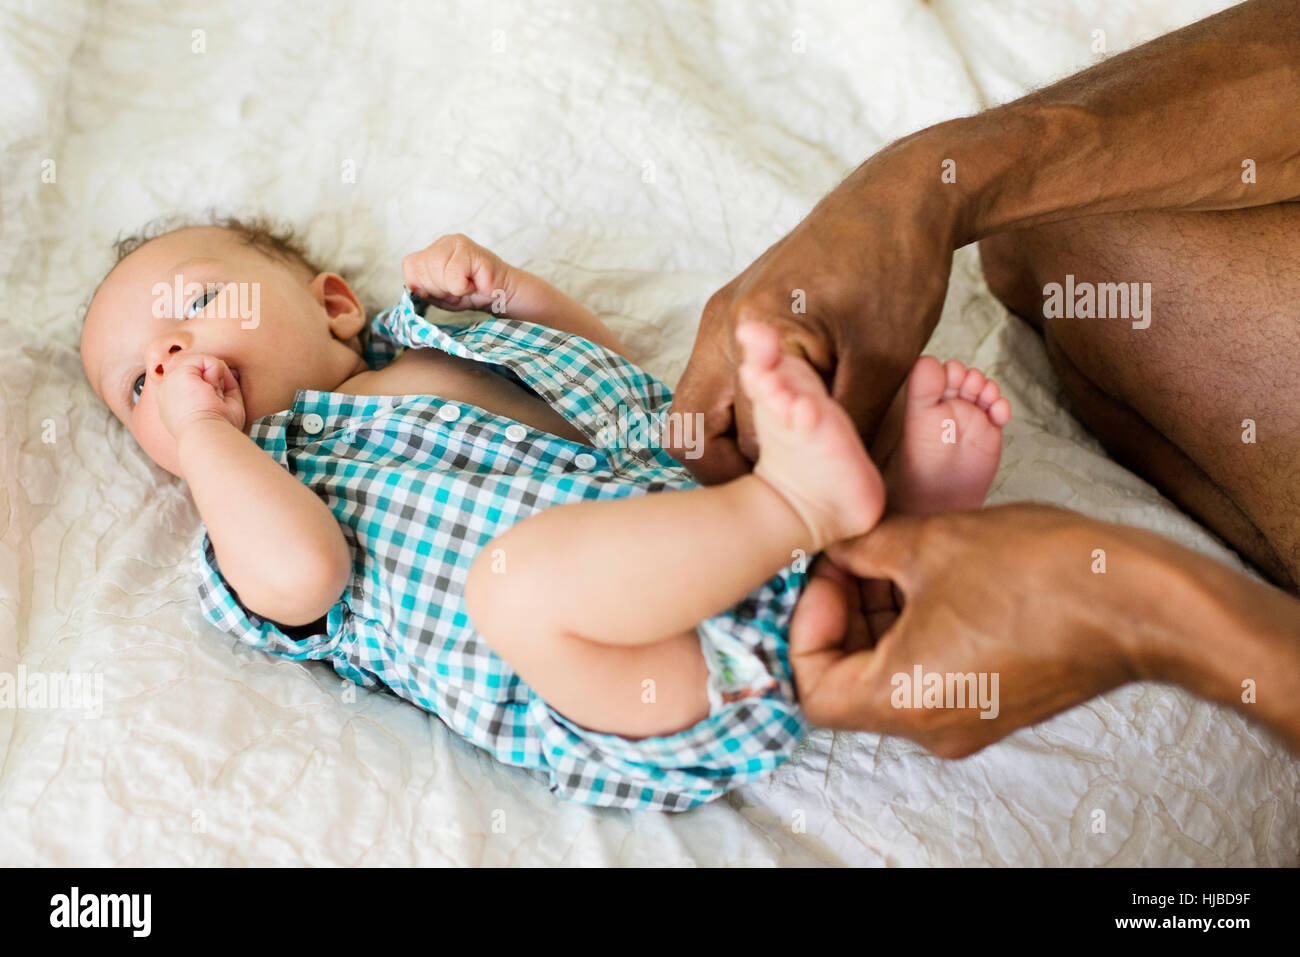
139, 403, 183, 478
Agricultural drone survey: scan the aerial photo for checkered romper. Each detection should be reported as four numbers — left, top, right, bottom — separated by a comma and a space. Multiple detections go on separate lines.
195, 289, 807, 810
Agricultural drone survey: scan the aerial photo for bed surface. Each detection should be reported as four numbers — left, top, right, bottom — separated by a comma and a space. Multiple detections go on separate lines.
2, 0, 1295, 865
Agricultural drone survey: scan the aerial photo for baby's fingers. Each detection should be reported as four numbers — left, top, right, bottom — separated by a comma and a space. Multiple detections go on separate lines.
218, 360, 243, 404
191, 356, 242, 408
195, 355, 228, 393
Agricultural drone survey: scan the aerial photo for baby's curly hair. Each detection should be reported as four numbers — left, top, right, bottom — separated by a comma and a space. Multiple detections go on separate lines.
109, 213, 324, 280
80, 213, 327, 333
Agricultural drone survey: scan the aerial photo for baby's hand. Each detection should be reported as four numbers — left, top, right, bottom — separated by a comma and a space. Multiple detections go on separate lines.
402, 234, 515, 314
157, 353, 246, 439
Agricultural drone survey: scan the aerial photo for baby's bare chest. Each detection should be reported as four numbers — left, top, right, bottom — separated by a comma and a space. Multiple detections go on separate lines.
338, 348, 591, 446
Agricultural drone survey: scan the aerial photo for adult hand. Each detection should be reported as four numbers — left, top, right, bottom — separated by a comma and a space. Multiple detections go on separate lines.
789, 505, 1147, 757
668, 138, 960, 484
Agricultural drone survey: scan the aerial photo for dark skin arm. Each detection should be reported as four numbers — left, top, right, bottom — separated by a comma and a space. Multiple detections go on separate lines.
668, 0, 1300, 751
668, 0, 1300, 482
789, 505, 1300, 756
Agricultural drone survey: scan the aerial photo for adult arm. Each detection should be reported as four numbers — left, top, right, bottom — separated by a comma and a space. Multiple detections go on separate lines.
669, 0, 1300, 483
788, 504, 1300, 755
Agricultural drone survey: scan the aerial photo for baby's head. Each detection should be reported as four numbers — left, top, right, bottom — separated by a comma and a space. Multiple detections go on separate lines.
81, 218, 370, 478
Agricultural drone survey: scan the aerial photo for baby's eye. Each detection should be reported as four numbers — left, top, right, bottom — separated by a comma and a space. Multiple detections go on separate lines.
185, 286, 222, 319
131, 373, 145, 406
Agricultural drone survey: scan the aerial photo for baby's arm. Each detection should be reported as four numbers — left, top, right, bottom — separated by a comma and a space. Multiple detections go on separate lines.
402, 234, 632, 358
502, 266, 633, 359
163, 356, 351, 628
180, 419, 351, 627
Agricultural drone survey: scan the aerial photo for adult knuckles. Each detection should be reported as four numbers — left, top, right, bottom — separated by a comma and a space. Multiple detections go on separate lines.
698, 287, 736, 333
731, 291, 801, 333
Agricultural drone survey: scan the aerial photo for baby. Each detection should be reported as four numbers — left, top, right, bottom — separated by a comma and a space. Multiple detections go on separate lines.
80, 219, 1010, 811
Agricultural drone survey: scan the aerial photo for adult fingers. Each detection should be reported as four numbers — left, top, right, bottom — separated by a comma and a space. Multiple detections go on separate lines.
829, 340, 907, 446
788, 561, 854, 699
668, 381, 753, 484
668, 321, 751, 483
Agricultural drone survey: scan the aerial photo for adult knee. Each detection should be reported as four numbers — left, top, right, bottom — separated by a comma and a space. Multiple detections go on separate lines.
978, 232, 1045, 328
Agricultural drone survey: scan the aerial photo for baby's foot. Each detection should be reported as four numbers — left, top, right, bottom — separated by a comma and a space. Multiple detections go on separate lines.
886, 356, 1011, 515
736, 322, 885, 551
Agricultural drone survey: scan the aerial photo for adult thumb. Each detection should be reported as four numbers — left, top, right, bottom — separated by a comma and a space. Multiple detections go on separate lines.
788, 564, 855, 700
824, 515, 922, 589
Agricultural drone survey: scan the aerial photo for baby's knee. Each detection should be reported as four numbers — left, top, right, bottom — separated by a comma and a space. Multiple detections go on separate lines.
463, 542, 511, 648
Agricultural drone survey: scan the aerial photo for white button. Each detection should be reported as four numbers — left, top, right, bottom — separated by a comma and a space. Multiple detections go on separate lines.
301, 413, 324, 435
437, 404, 461, 422
574, 452, 598, 470
504, 424, 527, 442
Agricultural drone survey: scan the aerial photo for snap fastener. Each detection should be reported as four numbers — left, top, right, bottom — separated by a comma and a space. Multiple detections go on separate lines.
574, 452, 598, 470
504, 424, 527, 442
437, 404, 461, 422
301, 413, 324, 435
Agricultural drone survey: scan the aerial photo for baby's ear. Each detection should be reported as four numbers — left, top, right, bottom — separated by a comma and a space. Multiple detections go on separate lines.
311, 273, 366, 340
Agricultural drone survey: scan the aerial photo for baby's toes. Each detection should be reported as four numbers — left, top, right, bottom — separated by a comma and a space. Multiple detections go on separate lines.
742, 363, 794, 419
942, 359, 967, 398
975, 378, 1001, 411
772, 351, 831, 405
735, 321, 783, 376
958, 367, 987, 403
790, 392, 819, 432
987, 396, 1012, 427
905, 355, 948, 410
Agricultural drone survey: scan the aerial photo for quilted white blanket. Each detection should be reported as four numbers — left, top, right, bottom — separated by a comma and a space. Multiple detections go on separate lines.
2, 0, 1295, 865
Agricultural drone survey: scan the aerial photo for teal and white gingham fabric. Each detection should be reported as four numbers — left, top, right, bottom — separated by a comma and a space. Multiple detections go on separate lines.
195, 289, 807, 811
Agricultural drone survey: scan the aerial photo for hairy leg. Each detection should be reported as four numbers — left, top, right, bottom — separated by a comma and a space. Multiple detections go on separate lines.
980, 204, 1300, 589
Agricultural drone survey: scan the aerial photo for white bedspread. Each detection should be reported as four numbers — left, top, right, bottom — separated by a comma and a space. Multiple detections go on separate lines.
2, 0, 1295, 866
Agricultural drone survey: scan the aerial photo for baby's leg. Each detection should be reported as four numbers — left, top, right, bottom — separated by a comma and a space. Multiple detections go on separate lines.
816, 356, 1013, 644
464, 322, 884, 737
491, 625, 716, 739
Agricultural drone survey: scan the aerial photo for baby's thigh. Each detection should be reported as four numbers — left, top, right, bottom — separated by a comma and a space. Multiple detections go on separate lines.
508, 628, 712, 740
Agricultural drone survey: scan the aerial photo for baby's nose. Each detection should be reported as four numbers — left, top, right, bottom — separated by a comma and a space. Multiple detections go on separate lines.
151, 343, 185, 377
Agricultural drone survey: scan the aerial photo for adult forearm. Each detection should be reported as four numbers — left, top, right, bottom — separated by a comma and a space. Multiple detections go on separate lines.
178, 418, 350, 625
903, 0, 1300, 245
1102, 523, 1300, 752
